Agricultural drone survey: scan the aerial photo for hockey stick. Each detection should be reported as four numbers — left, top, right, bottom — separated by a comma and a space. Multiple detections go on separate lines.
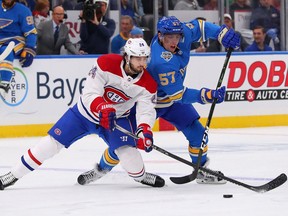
115, 124, 287, 193
170, 48, 234, 184
0, 41, 15, 62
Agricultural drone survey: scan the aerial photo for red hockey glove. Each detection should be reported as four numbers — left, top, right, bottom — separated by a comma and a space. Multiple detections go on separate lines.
98, 103, 116, 130
19, 46, 36, 67
136, 124, 153, 152
200, 86, 226, 104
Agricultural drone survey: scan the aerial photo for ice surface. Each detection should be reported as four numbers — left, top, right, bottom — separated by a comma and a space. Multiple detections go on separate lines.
0, 127, 287, 216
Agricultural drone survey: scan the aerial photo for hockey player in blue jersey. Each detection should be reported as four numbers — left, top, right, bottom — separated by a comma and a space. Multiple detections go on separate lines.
147, 16, 240, 184
0, 0, 37, 99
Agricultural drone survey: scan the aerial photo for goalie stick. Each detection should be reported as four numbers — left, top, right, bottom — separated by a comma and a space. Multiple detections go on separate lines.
115, 123, 287, 193
0, 41, 15, 62
171, 48, 234, 184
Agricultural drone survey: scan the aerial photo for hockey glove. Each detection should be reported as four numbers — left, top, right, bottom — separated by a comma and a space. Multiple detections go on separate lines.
199, 86, 226, 104
19, 46, 36, 67
98, 103, 116, 131
136, 123, 153, 152
217, 25, 240, 50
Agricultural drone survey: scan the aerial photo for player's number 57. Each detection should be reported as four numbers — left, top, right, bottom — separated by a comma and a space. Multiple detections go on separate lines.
159, 72, 175, 86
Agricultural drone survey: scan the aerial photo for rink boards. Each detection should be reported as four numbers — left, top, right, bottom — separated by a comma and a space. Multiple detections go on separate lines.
1, 52, 288, 137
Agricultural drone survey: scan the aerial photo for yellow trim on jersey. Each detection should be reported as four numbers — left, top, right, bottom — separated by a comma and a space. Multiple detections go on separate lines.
157, 90, 184, 104
197, 19, 205, 42
0, 62, 14, 70
189, 145, 208, 155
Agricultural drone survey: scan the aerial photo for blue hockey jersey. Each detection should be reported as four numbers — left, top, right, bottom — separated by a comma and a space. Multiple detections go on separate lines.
147, 19, 220, 108
0, 1, 37, 55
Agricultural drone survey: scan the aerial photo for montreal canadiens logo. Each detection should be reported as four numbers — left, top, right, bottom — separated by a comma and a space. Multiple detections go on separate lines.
103, 86, 131, 103
1, 67, 28, 106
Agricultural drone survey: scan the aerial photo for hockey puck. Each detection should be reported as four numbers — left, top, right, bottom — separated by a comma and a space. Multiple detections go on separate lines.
223, 194, 233, 198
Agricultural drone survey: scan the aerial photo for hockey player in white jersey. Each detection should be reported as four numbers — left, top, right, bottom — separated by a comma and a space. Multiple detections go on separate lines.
0, 38, 165, 190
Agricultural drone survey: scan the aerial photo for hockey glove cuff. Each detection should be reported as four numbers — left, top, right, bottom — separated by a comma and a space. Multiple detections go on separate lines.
20, 47, 36, 68
98, 103, 116, 131
199, 86, 226, 104
217, 25, 240, 50
136, 123, 153, 153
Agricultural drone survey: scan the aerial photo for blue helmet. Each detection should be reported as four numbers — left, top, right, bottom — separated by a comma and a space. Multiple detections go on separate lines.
157, 16, 183, 35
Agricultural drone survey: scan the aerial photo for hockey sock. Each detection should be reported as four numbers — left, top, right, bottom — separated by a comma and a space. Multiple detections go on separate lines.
115, 146, 145, 182
98, 148, 119, 171
11, 136, 63, 179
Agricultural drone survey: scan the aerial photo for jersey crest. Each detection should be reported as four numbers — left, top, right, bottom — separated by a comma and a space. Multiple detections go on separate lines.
161, 51, 173, 62
0, 19, 13, 29
185, 23, 194, 29
88, 65, 97, 79
103, 86, 131, 104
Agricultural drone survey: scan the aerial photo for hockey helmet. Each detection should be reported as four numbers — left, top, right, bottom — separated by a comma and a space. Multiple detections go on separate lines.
157, 16, 183, 35
124, 38, 150, 58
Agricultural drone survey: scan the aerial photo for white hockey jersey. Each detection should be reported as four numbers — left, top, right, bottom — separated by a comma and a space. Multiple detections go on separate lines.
77, 54, 157, 128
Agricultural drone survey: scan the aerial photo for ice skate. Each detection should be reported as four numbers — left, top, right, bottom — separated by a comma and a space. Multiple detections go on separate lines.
0, 172, 18, 190
0, 82, 10, 100
77, 164, 109, 185
138, 172, 165, 188
196, 170, 227, 184
196, 158, 227, 184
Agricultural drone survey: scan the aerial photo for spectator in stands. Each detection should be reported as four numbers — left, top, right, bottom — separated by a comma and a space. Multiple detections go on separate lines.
111, 15, 133, 54
271, 0, 280, 10
79, 0, 116, 54
250, 0, 280, 50
206, 13, 249, 52
121, 0, 134, 18
129, 26, 143, 38
36, 5, 79, 55
61, 0, 77, 10
174, 0, 200, 10
32, 0, 50, 27
129, 0, 145, 18
203, 0, 217, 10
245, 25, 272, 51
229, 0, 252, 19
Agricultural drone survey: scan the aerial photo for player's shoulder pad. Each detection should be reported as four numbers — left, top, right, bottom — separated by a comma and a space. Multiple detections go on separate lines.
136, 69, 157, 94
97, 54, 122, 76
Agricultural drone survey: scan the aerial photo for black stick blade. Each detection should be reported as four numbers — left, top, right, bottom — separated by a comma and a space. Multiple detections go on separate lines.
170, 172, 198, 184
250, 173, 287, 193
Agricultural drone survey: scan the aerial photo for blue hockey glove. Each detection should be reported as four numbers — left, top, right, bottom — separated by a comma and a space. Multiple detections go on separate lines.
199, 86, 226, 104
136, 124, 153, 152
217, 25, 240, 49
19, 47, 36, 67
98, 103, 116, 131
